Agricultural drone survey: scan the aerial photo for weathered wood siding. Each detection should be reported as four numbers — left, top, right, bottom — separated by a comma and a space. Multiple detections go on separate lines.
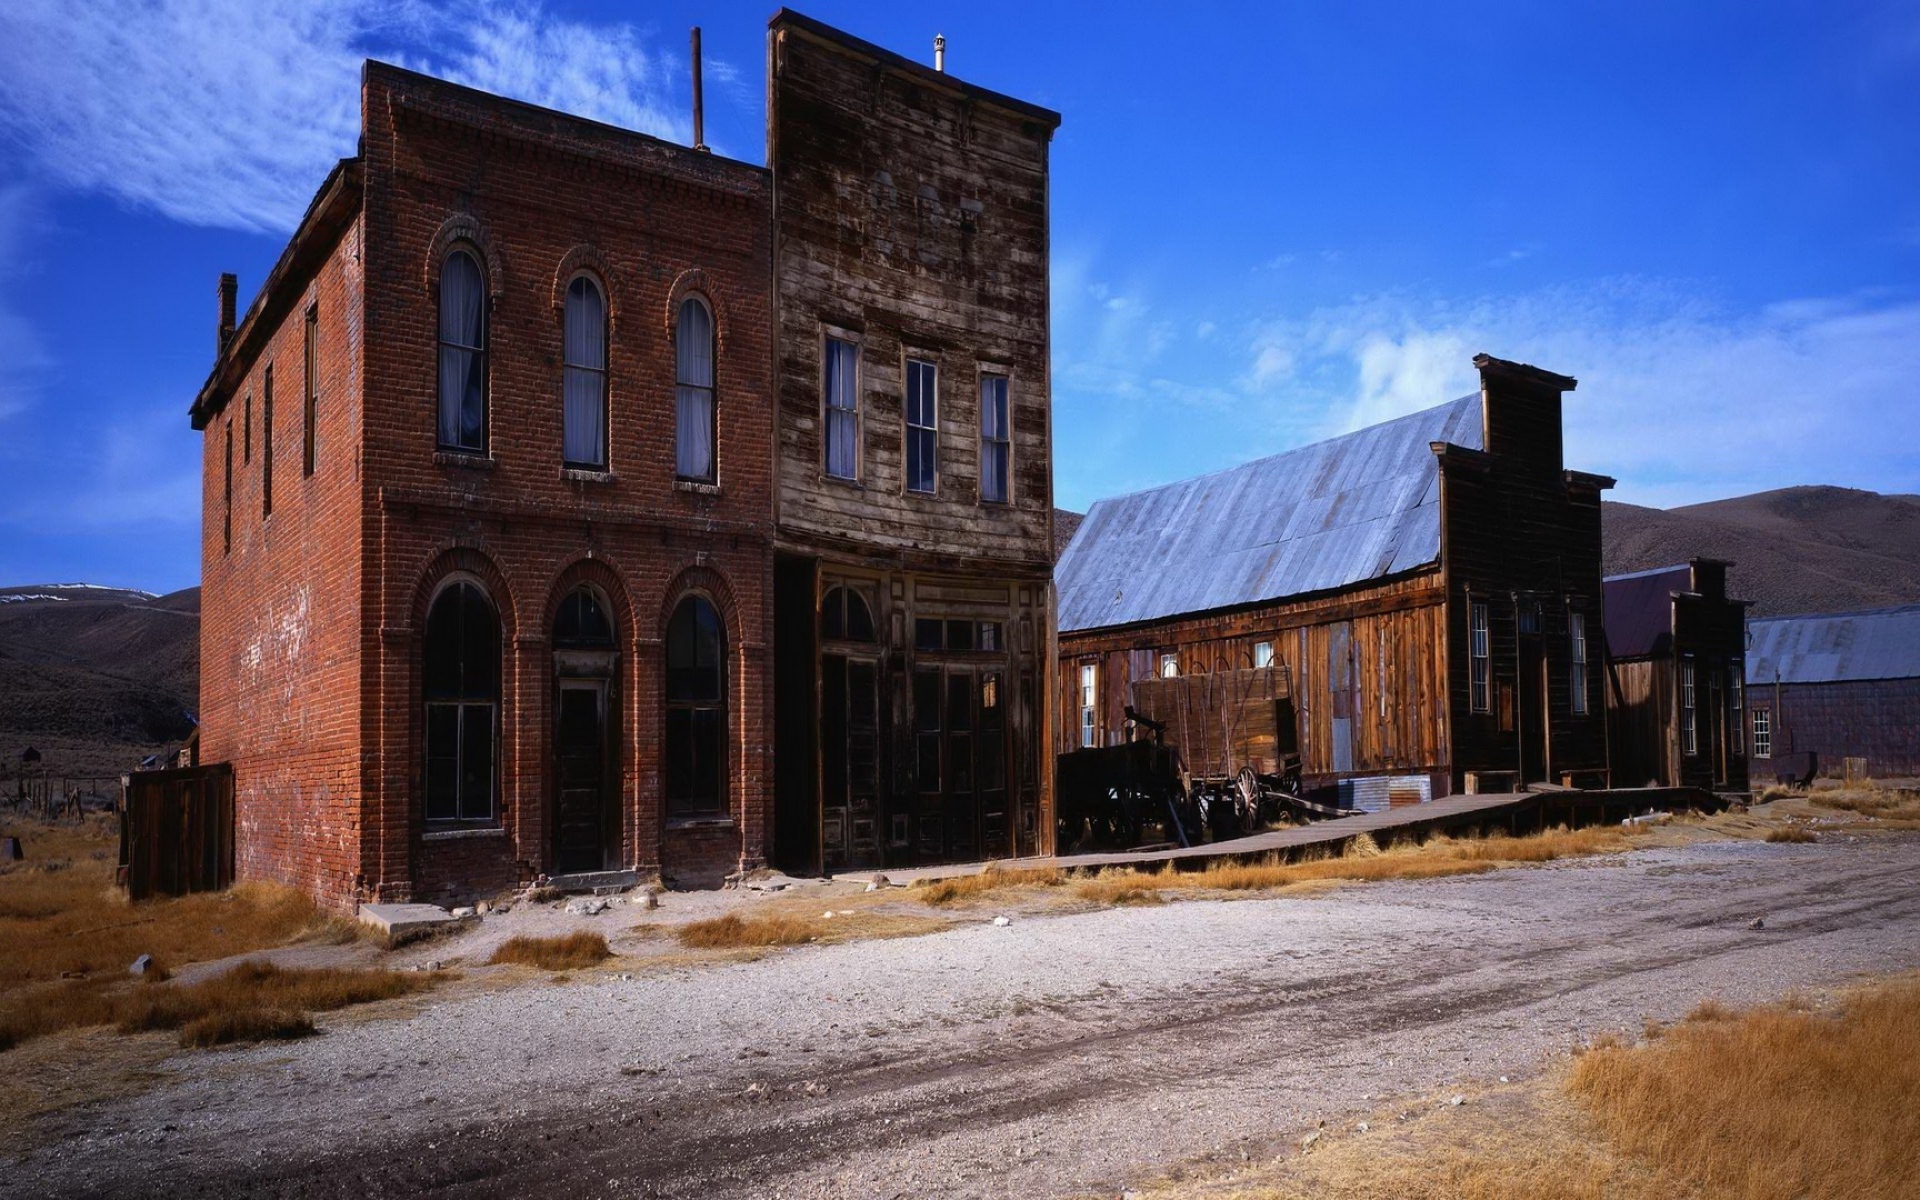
1749, 678, 1920, 779
767, 15, 1060, 867
1056, 573, 1450, 788
1606, 658, 1671, 787
1440, 364, 1610, 787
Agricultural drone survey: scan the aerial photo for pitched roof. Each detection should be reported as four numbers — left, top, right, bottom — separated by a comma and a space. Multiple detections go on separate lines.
1056, 396, 1483, 633
1602, 564, 1693, 659
1747, 604, 1920, 684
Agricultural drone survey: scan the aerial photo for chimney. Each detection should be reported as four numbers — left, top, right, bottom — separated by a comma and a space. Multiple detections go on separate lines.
217, 273, 237, 357
933, 33, 946, 73
690, 27, 708, 153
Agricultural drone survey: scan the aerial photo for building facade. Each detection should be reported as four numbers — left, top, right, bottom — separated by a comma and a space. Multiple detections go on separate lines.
1054, 356, 1614, 815
1601, 560, 1750, 792
766, 14, 1060, 875
194, 13, 1059, 910
1746, 604, 1920, 780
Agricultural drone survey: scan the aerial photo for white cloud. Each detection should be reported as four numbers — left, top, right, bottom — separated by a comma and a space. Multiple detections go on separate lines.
1246, 282, 1920, 507
0, 0, 698, 234
0, 185, 48, 425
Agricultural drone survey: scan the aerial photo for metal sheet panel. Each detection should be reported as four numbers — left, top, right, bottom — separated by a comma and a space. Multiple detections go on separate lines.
1747, 604, 1920, 685
1057, 396, 1483, 633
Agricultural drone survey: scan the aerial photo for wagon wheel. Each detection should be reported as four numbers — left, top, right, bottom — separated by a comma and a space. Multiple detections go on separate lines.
1235, 767, 1262, 832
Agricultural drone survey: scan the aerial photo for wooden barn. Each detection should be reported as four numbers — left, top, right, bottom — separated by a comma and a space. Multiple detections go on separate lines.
1746, 604, 1920, 781
1601, 560, 1751, 792
1054, 354, 1615, 811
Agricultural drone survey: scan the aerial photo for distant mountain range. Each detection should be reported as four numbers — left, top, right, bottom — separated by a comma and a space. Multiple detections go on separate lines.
0, 584, 200, 779
5, 485, 1914, 777
1602, 486, 1920, 617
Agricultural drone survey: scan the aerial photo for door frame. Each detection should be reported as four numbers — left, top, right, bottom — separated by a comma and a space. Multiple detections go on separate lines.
552, 654, 618, 873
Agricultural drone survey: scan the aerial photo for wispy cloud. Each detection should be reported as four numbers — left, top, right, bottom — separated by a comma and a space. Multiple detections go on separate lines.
1245, 281, 1920, 507
0, 185, 49, 426
0, 0, 700, 234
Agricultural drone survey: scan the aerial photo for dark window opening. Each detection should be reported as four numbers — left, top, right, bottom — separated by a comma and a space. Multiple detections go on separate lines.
222, 422, 233, 555
553, 586, 614, 648
437, 248, 489, 454
820, 585, 876, 642
666, 595, 726, 815
423, 580, 500, 823
302, 304, 318, 477
261, 365, 274, 518
915, 617, 944, 651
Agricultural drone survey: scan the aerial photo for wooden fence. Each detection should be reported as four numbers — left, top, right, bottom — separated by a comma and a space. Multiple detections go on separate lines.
121, 764, 234, 900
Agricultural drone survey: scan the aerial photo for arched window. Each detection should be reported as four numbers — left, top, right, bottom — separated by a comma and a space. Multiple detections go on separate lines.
554, 585, 614, 648
437, 249, 488, 453
562, 276, 607, 469
674, 297, 716, 482
820, 585, 876, 642
423, 580, 499, 822
665, 595, 725, 814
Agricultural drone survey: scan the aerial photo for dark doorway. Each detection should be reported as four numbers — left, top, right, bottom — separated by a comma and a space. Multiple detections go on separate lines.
1519, 639, 1549, 784
822, 653, 880, 870
554, 683, 610, 872
552, 585, 617, 874
772, 555, 821, 874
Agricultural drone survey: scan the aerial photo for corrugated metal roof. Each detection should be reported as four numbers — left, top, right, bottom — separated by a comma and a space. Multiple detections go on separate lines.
1747, 604, 1920, 684
1602, 564, 1692, 659
1056, 396, 1483, 633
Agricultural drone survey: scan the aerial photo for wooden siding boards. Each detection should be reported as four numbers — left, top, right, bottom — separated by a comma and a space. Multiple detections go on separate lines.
1057, 356, 1612, 802
1746, 604, 1920, 778
1602, 560, 1751, 791
767, 13, 1060, 871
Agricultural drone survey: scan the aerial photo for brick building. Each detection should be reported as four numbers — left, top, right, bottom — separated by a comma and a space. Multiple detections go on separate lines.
1054, 356, 1615, 818
193, 13, 1058, 909
1746, 604, 1920, 780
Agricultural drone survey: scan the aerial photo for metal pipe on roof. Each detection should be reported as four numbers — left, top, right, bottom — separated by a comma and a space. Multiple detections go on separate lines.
690, 27, 708, 152
934, 33, 946, 73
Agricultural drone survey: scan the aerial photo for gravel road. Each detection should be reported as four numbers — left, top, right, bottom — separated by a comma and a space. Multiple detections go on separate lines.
14, 835, 1920, 1199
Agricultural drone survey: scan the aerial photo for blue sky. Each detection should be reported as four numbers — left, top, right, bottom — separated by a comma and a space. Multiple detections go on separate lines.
1, 1, 1916, 593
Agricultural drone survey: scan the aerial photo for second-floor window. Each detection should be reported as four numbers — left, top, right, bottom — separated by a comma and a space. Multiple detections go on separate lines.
261, 365, 274, 518
824, 335, 859, 480
302, 305, 318, 477
223, 422, 233, 555
1730, 667, 1745, 755
437, 248, 488, 454
1569, 612, 1589, 715
1079, 662, 1097, 748
562, 276, 607, 469
675, 297, 716, 481
1470, 602, 1490, 713
1682, 658, 1698, 755
906, 358, 937, 494
980, 374, 1009, 504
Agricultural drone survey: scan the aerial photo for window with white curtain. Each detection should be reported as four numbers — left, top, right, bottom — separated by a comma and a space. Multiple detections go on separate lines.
1254, 641, 1274, 669
562, 276, 607, 469
675, 297, 715, 481
437, 249, 488, 453
1078, 663, 1097, 748
824, 335, 859, 480
980, 373, 1009, 504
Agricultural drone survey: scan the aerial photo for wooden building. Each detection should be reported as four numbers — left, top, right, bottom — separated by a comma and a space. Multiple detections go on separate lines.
1601, 560, 1750, 792
1054, 355, 1614, 808
1746, 604, 1920, 780
766, 13, 1061, 874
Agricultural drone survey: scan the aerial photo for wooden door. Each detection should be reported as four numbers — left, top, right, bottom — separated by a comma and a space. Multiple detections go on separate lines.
821, 653, 881, 871
1329, 622, 1354, 774
554, 682, 610, 873
1519, 640, 1548, 783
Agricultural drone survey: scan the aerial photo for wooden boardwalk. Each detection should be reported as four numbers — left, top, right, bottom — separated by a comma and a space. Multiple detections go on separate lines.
835, 786, 1719, 887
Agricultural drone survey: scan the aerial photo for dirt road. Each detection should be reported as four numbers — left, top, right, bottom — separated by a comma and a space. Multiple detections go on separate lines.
14, 836, 1920, 1199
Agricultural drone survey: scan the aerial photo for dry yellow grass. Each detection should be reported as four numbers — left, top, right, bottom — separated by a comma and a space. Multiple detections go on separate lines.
488, 932, 611, 971
1571, 976, 1920, 1198
1808, 783, 1920, 824
915, 867, 1066, 906
674, 908, 952, 950
1140, 977, 1920, 1200
1764, 826, 1815, 843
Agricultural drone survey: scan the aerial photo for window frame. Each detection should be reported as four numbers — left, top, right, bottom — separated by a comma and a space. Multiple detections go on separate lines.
978, 369, 1011, 505
1751, 707, 1771, 758
1681, 657, 1698, 756
673, 294, 718, 483
222, 421, 233, 555
1729, 663, 1745, 756
302, 303, 318, 478
664, 594, 728, 818
1253, 641, 1275, 669
905, 355, 939, 495
436, 246, 490, 456
243, 392, 252, 464
422, 578, 501, 826
1078, 662, 1098, 749
822, 330, 862, 482
261, 364, 274, 519
1569, 612, 1589, 716
562, 272, 610, 471
1159, 651, 1179, 679
1469, 601, 1491, 713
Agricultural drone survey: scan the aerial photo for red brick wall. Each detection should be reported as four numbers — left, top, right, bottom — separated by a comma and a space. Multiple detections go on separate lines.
198, 215, 367, 910
355, 65, 776, 903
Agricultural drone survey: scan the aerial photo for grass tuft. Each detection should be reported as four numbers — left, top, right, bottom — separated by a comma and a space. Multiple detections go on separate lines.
1765, 826, 1816, 843
488, 932, 611, 971
676, 912, 820, 949
915, 868, 1065, 906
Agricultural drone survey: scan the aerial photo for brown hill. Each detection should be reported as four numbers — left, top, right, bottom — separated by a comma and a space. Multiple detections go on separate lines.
0, 585, 200, 779
1603, 486, 1920, 617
